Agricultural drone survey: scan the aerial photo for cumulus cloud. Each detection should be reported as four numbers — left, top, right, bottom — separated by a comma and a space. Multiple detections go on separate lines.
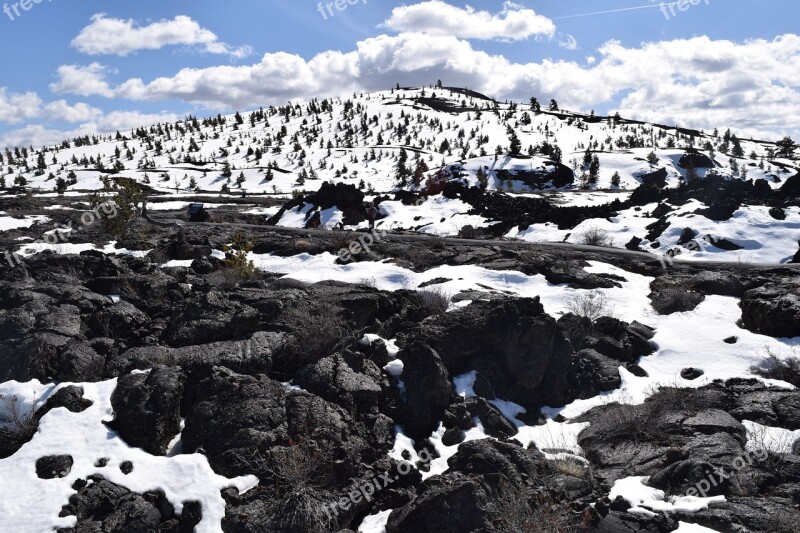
0, 111, 181, 147
0, 90, 42, 124
44, 100, 103, 122
71, 14, 253, 58
50, 63, 115, 97
381, 1, 555, 41
46, 30, 800, 140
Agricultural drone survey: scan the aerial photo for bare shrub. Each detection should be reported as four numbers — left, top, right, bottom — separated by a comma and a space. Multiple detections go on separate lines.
416, 286, 451, 315
0, 395, 38, 458
553, 456, 590, 480
751, 347, 800, 388
291, 311, 355, 365
565, 291, 614, 322
765, 507, 800, 533
489, 481, 590, 533
576, 226, 613, 247
327, 230, 352, 251
233, 437, 337, 533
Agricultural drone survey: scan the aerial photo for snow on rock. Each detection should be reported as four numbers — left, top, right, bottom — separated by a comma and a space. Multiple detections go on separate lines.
0, 378, 258, 533
0, 215, 50, 232
609, 476, 725, 516
358, 509, 393, 533
743, 420, 800, 455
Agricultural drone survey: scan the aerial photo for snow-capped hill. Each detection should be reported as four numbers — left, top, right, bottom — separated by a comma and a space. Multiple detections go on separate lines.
1, 86, 796, 196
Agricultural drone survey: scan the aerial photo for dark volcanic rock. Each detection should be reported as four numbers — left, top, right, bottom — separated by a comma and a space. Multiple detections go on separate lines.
740, 279, 800, 337
39, 385, 93, 417
60, 479, 173, 533
161, 291, 260, 347
398, 342, 452, 440
639, 167, 668, 188
107, 366, 184, 455
109, 331, 284, 378
681, 368, 705, 380
411, 298, 573, 410
36, 455, 73, 479
182, 367, 372, 481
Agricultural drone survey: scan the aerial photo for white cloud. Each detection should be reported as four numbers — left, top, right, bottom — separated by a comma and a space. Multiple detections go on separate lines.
381, 0, 555, 41
94, 111, 180, 132
71, 14, 253, 58
44, 100, 103, 122
557, 34, 578, 50
0, 111, 181, 148
53, 31, 800, 139
0, 89, 42, 124
50, 63, 115, 97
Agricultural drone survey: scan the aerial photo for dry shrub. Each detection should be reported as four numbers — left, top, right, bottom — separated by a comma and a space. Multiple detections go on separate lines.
292, 311, 355, 364
490, 481, 590, 533
576, 226, 613, 247
416, 286, 451, 315
0, 394, 38, 458
327, 230, 353, 251
233, 436, 337, 533
751, 347, 800, 388
565, 291, 614, 323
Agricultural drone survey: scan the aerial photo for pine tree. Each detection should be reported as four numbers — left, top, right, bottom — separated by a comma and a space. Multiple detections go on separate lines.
509, 132, 522, 155
476, 167, 488, 190
776, 136, 796, 158
611, 172, 621, 187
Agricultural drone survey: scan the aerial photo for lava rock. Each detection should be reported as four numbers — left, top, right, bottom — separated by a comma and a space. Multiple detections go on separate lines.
36, 455, 73, 479
107, 366, 184, 455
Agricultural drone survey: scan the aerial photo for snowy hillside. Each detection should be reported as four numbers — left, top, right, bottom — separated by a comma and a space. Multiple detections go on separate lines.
2, 87, 797, 196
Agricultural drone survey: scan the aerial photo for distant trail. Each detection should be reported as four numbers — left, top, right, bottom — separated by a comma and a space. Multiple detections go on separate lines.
178, 219, 800, 271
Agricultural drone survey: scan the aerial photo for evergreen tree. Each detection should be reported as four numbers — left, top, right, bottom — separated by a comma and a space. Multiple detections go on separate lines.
509, 132, 522, 155
476, 167, 488, 190
776, 136, 796, 158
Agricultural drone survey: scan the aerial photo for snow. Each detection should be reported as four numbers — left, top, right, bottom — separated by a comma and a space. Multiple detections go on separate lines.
674, 523, 721, 533
0, 215, 50, 232
609, 476, 725, 516
743, 420, 800, 455
0, 378, 258, 533
16, 241, 151, 259
147, 202, 241, 211
510, 200, 800, 264
357, 509, 393, 533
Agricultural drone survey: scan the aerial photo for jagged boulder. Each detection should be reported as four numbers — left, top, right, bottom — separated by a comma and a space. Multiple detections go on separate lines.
107, 366, 185, 455
740, 279, 800, 337
411, 298, 573, 410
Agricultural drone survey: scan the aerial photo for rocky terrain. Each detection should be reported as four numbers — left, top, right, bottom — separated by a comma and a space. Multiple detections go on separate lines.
0, 183, 799, 532
0, 88, 799, 533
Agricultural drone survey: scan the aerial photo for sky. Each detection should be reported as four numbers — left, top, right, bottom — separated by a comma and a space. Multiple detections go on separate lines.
0, 0, 798, 148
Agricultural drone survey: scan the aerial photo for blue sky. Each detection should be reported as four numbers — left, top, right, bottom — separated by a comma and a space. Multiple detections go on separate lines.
1, 0, 798, 146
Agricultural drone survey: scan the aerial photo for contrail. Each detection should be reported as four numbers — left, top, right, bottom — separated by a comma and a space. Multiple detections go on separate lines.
553, 3, 666, 20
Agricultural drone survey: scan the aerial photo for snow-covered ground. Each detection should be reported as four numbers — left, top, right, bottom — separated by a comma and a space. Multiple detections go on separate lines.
0, 378, 257, 533
6, 88, 793, 198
